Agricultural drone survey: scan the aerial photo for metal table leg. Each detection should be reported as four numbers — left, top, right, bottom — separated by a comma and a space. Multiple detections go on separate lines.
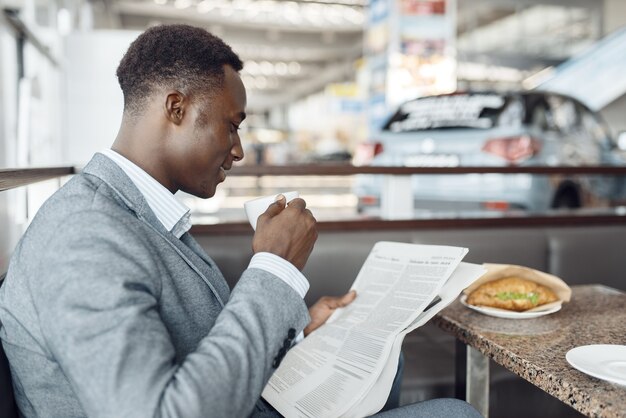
466, 345, 489, 417
455, 340, 490, 416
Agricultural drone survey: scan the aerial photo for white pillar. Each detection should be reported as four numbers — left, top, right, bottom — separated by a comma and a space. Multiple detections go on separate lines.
0, 18, 24, 273
380, 175, 414, 220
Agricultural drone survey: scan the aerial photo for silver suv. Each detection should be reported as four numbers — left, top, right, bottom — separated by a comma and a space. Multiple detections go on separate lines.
354, 91, 624, 213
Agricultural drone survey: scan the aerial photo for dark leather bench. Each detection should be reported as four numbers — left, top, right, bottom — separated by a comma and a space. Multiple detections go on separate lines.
197, 224, 626, 303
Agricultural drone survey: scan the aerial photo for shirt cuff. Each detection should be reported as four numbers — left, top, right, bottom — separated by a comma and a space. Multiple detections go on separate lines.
248, 252, 310, 299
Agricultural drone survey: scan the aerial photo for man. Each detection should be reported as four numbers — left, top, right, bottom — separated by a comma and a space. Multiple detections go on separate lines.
0, 25, 480, 417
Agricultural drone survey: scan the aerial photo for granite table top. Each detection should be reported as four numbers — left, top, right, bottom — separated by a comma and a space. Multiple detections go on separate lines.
434, 284, 626, 418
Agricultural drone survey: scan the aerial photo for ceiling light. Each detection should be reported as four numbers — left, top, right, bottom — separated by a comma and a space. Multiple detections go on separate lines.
232, 0, 253, 9
244, 61, 259, 75
275, 62, 288, 75
197, 0, 215, 14
174, 0, 192, 9
220, 7, 234, 17
151, 0, 365, 29
260, 61, 274, 75
304, 3, 324, 25
324, 5, 343, 24
288, 61, 301, 75
255, 76, 268, 89
241, 75, 256, 89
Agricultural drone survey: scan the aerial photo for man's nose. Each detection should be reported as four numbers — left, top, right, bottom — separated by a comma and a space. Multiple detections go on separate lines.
232, 141, 244, 162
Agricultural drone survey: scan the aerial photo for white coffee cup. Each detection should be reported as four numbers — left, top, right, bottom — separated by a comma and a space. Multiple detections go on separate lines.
244, 191, 299, 230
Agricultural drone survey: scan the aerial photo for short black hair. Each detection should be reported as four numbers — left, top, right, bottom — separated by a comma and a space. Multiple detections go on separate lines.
116, 24, 243, 116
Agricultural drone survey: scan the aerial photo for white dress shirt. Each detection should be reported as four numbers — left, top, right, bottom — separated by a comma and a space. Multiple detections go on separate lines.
100, 149, 310, 299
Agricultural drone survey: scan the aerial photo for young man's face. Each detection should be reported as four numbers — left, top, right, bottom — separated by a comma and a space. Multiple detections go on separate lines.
173, 65, 247, 199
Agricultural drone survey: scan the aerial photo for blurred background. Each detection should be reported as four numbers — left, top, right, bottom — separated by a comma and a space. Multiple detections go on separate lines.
2, 0, 626, 270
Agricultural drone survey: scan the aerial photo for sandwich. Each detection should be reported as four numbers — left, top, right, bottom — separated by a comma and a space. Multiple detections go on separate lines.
466, 277, 558, 312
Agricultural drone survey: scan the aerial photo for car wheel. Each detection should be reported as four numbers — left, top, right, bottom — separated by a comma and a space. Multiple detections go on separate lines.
552, 184, 582, 209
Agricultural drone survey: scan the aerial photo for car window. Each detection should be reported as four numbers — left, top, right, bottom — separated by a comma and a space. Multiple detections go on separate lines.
545, 95, 604, 163
497, 98, 524, 128
549, 96, 580, 133
524, 94, 557, 132
531, 106, 552, 131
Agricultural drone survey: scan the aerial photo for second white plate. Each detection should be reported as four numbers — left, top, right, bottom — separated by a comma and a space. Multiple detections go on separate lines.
566, 345, 626, 386
460, 295, 562, 319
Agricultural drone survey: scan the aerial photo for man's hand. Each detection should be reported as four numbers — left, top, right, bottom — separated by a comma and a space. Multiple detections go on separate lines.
304, 291, 357, 336
253, 195, 317, 270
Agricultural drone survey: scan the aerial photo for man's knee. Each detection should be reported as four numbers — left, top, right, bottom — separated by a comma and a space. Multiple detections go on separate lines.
414, 398, 482, 418
374, 398, 482, 418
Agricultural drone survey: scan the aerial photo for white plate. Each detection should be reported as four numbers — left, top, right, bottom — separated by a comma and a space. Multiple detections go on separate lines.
566, 345, 626, 386
460, 295, 562, 319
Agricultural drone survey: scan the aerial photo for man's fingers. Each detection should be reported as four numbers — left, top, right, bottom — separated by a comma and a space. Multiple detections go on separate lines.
263, 195, 287, 217
304, 208, 316, 222
286, 197, 306, 210
339, 290, 357, 306
343, 290, 357, 303
325, 291, 357, 309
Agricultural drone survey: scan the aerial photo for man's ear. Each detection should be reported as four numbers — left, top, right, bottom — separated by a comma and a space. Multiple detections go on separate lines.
165, 90, 186, 125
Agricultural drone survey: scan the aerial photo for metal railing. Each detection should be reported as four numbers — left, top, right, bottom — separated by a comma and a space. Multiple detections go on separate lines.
0, 167, 75, 192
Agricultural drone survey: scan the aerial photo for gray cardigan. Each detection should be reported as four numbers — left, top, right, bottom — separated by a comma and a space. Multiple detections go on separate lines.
0, 153, 309, 417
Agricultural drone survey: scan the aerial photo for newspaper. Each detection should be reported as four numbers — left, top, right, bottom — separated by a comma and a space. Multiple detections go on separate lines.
262, 241, 486, 418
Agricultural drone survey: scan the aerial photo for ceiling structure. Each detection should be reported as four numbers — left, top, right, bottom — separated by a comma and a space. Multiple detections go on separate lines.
85, 0, 604, 113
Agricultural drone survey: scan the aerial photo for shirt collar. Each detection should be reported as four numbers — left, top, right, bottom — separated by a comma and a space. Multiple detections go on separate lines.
100, 149, 191, 238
